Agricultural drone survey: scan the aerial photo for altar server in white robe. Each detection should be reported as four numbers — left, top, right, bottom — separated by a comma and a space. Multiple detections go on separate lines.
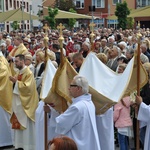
35, 101, 59, 150
136, 95, 150, 150
96, 107, 114, 150
48, 75, 101, 150
35, 58, 57, 150
0, 51, 14, 147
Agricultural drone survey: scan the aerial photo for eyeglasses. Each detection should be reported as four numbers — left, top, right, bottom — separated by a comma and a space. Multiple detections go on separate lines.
70, 84, 78, 87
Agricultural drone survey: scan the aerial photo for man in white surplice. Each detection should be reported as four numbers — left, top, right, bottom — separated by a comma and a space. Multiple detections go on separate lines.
47, 75, 101, 150
136, 95, 150, 150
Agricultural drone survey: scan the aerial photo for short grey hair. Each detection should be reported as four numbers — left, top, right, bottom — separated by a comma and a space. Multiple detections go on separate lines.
113, 45, 121, 55
141, 43, 148, 49
73, 75, 89, 94
83, 41, 91, 50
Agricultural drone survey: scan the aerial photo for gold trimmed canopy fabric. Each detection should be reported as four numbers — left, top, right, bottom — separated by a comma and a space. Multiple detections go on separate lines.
0, 9, 39, 22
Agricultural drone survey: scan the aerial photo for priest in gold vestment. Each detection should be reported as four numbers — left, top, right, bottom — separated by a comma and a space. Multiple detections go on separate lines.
9, 54, 38, 150
8, 36, 28, 76
0, 51, 14, 148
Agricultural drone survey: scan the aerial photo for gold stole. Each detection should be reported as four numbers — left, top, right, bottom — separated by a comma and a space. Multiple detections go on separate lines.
11, 47, 18, 57
11, 74, 25, 130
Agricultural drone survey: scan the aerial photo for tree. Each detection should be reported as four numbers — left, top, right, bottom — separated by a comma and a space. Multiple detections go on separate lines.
68, 8, 76, 29
115, 1, 130, 30
55, 0, 76, 28
44, 7, 58, 29
127, 17, 134, 29
11, 21, 19, 30
55, 0, 75, 11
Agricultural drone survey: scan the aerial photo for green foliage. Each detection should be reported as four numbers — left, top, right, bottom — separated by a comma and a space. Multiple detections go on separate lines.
127, 17, 134, 29
115, 1, 130, 30
44, 7, 58, 29
37, 10, 43, 16
55, 0, 75, 11
68, 8, 76, 28
11, 21, 19, 30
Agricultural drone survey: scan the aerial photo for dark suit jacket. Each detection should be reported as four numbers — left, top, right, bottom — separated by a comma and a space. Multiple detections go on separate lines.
111, 58, 118, 72
37, 62, 45, 77
140, 82, 150, 105
107, 57, 119, 72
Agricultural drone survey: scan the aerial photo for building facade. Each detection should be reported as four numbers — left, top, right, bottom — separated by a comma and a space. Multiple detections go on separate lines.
1, 0, 33, 32
40, 0, 150, 29
74, 0, 136, 28
135, 0, 150, 28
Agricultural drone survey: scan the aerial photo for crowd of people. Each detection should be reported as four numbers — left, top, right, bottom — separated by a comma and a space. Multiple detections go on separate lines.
0, 26, 150, 150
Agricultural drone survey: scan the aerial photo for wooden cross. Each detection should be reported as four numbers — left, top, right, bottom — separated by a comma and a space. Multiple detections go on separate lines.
57, 23, 65, 36
43, 23, 49, 35
89, 22, 95, 51
89, 22, 95, 33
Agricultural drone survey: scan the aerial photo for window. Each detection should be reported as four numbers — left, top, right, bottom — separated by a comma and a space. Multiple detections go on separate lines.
113, 0, 121, 4
93, 0, 105, 8
9, 0, 12, 7
17, 1, 19, 8
0, 0, 3, 10
137, 0, 150, 7
27, 2, 29, 12
6, 0, 8, 10
14, 0, 16, 9
75, 0, 84, 9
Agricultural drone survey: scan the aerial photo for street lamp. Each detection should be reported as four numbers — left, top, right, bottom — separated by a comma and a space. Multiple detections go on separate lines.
37, 5, 44, 30
21, 0, 25, 31
30, 4, 33, 31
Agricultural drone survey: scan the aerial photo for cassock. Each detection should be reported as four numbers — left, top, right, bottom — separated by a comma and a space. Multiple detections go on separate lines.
138, 102, 150, 150
0, 52, 14, 147
35, 101, 59, 150
0, 106, 14, 147
10, 66, 38, 150
55, 94, 101, 150
9, 43, 28, 75
96, 107, 114, 150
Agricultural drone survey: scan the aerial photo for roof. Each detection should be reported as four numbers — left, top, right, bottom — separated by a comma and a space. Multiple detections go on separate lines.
0, 9, 39, 22
43, 7, 95, 19
107, 6, 150, 20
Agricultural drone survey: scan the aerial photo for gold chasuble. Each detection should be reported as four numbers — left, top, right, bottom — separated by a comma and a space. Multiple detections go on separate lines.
10, 67, 38, 129
0, 54, 13, 114
9, 43, 28, 75
9, 43, 28, 57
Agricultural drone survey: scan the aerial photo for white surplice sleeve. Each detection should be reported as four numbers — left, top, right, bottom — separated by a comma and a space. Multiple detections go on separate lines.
138, 102, 150, 124
55, 105, 81, 135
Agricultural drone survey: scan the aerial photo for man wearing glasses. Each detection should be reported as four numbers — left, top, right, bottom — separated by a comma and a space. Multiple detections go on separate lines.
49, 75, 101, 150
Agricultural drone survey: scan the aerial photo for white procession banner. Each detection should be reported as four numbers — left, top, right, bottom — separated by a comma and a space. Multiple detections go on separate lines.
40, 59, 57, 100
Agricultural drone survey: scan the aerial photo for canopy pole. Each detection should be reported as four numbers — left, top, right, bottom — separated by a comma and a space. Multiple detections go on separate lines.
136, 35, 141, 150
43, 29, 49, 150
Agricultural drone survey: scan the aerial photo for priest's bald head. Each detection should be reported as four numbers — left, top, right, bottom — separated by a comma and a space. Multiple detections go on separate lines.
69, 75, 89, 98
